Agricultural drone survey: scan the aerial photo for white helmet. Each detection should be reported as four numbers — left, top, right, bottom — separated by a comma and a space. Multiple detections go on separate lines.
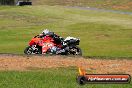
42, 29, 50, 35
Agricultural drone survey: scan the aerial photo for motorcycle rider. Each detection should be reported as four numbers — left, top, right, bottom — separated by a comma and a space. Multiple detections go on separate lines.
39, 29, 66, 54
39, 29, 63, 45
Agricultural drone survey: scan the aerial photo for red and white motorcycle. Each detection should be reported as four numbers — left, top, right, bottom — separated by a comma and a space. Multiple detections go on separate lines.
24, 35, 82, 56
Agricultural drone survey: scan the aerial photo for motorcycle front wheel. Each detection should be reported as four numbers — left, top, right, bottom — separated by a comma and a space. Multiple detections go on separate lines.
24, 46, 33, 55
24, 46, 42, 55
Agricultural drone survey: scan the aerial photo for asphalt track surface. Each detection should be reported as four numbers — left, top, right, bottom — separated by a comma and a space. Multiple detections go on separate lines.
66, 6, 132, 15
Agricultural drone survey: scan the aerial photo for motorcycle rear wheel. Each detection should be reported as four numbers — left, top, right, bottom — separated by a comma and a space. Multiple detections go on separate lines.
69, 46, 82, 56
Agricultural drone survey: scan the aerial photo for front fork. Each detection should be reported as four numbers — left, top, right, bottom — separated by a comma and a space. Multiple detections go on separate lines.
31, 45, 37, 51
31, 45, 39, 54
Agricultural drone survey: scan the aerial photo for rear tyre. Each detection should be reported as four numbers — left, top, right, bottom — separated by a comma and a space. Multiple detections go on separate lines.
69, 46, 82, 56
24, 46, 33, 55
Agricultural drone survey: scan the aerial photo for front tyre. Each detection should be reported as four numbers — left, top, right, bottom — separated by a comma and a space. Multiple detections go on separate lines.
69, 46, 82, 56
24, 46, 33, 55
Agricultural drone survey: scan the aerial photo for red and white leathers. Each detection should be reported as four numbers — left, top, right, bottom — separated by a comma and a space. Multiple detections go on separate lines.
41, 35, 56, 54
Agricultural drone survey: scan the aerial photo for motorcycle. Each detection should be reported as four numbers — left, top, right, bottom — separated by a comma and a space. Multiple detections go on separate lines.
24, 35, 82, 56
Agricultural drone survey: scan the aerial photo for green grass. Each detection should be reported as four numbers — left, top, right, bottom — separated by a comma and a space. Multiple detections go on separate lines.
0, 5, 132, 57
0, 68, 132, 88
32, 0, 132, 11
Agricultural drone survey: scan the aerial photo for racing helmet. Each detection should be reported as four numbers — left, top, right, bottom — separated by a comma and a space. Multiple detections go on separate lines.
42, 29, 50, 35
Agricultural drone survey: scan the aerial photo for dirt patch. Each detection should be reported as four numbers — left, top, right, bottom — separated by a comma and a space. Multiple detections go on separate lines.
0, 55, 132, 75
113, 2, 132, 10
